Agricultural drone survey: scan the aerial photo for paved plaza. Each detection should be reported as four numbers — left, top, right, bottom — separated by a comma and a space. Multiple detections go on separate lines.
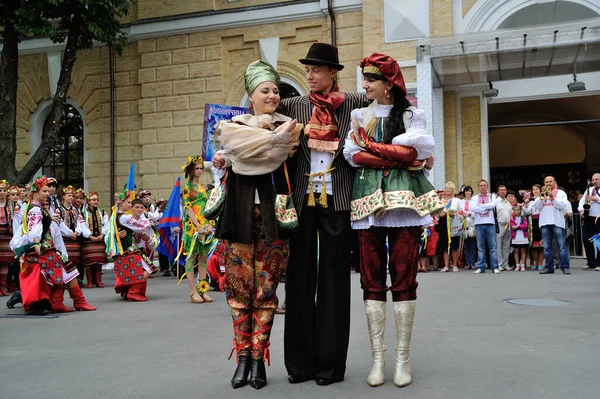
1, 259, 598, 399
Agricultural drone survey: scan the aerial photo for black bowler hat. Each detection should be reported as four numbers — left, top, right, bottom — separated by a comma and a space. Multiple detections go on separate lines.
299, 43, 344, 71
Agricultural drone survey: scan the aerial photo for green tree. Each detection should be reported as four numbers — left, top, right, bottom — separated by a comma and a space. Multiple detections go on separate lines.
0, 0, 132, 185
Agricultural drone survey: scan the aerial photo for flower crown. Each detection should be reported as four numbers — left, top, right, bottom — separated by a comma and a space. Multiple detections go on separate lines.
62, 185, 75, 195
87, 191, 99, 200
0, 179, 9, 189
182, 156, 204, 178
75, 188, 86, 197
31, 176, 49, 193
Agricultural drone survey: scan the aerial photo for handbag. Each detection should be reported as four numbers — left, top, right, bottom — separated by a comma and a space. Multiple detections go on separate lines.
274, 162, 299, 231
204, 170, 228, 220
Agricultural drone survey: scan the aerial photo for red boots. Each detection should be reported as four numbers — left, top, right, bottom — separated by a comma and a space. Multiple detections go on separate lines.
126, 282, 147, 302
68, 283, 96, 311
50, 285, 74, 313
0, 273, 9, 296
94, 266, 104, 288
85, 267, 94, 288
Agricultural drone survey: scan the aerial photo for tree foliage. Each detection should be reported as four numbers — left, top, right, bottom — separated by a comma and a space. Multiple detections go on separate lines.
0, 0, 132, 185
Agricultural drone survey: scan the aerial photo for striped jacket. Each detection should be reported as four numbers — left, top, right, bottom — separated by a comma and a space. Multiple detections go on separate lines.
279, 93, 369, 216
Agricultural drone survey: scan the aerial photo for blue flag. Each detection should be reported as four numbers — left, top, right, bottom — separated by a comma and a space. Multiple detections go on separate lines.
126, 162, 135, 198
157, 178, 182, 263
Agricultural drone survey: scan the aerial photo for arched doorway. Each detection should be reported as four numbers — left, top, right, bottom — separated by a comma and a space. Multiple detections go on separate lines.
41, 104, 85, 189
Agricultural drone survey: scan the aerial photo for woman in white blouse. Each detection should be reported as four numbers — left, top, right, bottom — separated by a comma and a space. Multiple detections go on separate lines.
343, 53, 443, 388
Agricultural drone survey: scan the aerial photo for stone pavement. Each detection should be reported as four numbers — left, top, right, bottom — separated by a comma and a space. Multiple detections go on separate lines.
1, 258, 598, 399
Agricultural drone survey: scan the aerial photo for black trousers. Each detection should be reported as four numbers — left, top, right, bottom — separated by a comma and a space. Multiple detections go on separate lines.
284, 197, 351, 381
583, 216, 600, 267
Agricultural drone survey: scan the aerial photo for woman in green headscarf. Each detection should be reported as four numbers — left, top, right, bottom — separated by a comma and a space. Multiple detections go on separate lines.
211, 60, 301, 390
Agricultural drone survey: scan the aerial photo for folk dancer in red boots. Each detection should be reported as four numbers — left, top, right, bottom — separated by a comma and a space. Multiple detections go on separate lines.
10, 177, 95, 314
107, 194, 156, 302
81, 191, 109, 288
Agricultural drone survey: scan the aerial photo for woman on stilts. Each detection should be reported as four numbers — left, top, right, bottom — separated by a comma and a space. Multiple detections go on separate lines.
343, 53, 443, 387
211, 60, 300, 389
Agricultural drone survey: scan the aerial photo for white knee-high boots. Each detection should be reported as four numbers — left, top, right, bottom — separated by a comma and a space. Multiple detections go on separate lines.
393, 300, 415, 387
364, 300, 386, 386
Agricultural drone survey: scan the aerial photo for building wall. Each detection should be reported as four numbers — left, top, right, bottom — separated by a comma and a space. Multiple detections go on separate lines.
443, 91, 457, 184
137, 0, 296, 20
460, 96, 482, 188
15, 54, 51, 169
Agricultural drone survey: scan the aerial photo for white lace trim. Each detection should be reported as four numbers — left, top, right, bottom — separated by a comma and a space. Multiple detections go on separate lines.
351, 208, 432, 230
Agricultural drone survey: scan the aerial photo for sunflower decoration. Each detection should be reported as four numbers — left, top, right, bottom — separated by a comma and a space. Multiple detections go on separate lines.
182, 156, 204, 179
185, 201, 192, 209
183, 186, 190, 196
196, 279, 210, 294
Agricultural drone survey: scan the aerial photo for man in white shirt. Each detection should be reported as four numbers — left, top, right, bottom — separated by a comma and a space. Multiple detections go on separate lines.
533, 175, 571, 274
578, 173, 600, 271
495, 185, 513, 271
469, 180, 500, 274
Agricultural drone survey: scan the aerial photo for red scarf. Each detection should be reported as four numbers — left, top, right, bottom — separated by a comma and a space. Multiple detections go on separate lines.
305, 82, 346, 153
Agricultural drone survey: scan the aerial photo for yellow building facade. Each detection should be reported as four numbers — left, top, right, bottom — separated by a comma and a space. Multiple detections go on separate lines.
10, 0, 600, 207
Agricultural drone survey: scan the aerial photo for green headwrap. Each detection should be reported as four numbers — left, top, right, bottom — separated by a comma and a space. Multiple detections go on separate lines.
244, 60, 280, 95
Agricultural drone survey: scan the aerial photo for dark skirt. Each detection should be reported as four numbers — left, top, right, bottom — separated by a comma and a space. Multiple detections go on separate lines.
0, 224, 14, 264
63, 237, 82, 264
531, 216, 543, 248
82, 239, 108, 265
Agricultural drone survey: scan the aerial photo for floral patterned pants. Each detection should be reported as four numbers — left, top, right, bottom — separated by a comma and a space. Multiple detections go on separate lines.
225, 212, 289, 361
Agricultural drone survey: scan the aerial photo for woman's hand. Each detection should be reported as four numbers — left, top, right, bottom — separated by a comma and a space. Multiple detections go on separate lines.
142, 234, 151, 242
70, 232, 78, 240
34, 243, 41, 254
118, 229, 127, 238
511, 225, 518, 230
212, 153, 226, 169
425, 157, 434, 170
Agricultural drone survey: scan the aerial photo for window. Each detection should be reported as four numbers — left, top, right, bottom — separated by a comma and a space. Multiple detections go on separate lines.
42, 104, 84, 188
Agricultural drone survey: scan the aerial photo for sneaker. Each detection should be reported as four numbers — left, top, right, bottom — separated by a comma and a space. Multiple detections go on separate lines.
505, 266, 514, 271
453, 266, 459, 272
498, 266, 505, 271
440, 267, 449, 273
582, 265, 591, 270
493, 269, 501, 274
474, 269, 484, 274
596, 267, 600, 271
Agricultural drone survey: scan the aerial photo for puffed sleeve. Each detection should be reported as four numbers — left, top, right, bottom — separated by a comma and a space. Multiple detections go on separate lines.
79, 212, 92, 238
343, 109, 365, 168
51, 222, 68, 255
75, 213, 86, 236
102, 211, 109, 235
391, 108, 434, 160
59, 220, 74, 237
119, 214, 152, 233
26, 207, 44, 243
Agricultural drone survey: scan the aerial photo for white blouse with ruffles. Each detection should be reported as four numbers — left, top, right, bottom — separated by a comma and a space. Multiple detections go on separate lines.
343, 104, 434, 229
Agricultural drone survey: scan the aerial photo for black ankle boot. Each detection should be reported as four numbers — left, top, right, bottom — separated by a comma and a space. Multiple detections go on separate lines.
6, 291, 22, 309
231, 355, 251, 389
250, 359, 267, 390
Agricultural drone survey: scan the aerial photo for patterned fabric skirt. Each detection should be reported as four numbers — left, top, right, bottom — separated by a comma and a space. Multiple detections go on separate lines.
531, 216, 543, 248
0, 224, 14, 264
63, 237, 82, 264
82, 239, 108, 266
113, 248, 155, 294
22, 247, 79, 285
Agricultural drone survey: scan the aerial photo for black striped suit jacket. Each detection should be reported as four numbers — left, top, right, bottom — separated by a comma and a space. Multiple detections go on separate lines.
280, 93, 370, 216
